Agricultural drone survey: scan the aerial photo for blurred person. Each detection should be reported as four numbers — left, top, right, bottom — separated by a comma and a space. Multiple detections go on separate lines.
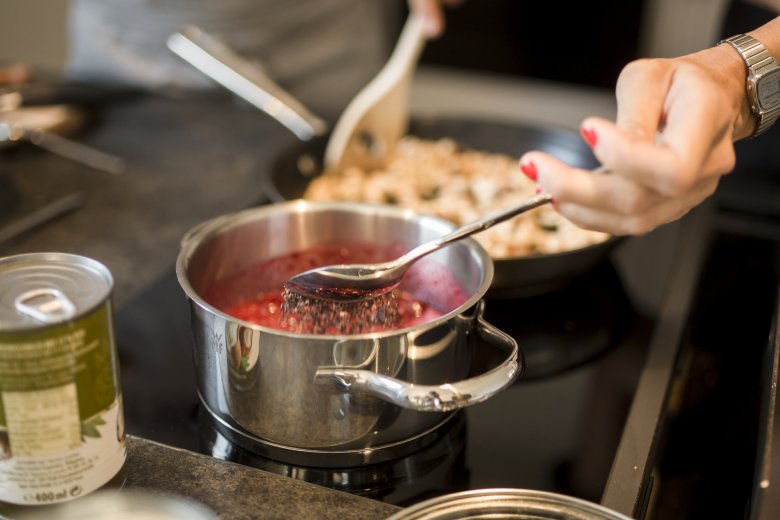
63, 0, 455, 118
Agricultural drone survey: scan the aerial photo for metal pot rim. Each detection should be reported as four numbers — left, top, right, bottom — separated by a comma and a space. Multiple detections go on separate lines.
387, 488, 633, 519
175, 200, 495, 340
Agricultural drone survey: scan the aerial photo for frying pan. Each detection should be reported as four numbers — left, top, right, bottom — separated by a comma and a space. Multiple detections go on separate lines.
261, 116, 624, 299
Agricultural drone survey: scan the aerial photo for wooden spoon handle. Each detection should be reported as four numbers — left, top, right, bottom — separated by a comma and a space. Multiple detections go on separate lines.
323, 15, 427, 172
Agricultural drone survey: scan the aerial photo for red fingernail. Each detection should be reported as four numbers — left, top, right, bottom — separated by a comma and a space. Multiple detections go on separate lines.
581, 127, 597, 148
535, 186, 542, 195
520, 160, 537, 181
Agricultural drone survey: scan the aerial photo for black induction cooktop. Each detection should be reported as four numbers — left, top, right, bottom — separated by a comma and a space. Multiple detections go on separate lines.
113, 201, 780, 518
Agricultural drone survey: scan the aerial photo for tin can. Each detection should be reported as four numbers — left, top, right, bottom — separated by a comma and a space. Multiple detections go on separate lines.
0, 253, 126, 507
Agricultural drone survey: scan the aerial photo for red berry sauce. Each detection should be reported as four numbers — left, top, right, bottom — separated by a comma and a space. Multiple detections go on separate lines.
202, 242, 469, 334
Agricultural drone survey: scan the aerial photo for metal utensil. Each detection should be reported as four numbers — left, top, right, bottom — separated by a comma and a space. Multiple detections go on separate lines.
166, 26, 328, 141
0, 122, 125, 175
323, 14, 427, 172
285, 192, 553, 301
0, 192, 86, 247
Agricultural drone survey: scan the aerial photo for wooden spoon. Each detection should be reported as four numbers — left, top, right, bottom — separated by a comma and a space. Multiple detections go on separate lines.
323, 15, 427, 172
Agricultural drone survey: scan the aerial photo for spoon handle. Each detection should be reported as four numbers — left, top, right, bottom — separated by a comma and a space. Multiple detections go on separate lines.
399, 192, 553, 264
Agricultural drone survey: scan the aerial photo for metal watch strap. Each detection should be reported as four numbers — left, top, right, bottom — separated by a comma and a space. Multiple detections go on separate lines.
720, 34, 780, 137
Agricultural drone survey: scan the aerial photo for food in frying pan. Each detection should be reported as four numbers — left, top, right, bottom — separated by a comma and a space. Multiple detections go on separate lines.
303, 137, 610, 258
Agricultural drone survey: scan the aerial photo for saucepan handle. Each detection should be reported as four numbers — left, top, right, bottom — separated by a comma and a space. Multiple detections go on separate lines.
314, 302, 522, 412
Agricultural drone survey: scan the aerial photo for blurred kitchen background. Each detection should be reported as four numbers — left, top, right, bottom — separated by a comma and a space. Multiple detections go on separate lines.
0, 0, 729, 85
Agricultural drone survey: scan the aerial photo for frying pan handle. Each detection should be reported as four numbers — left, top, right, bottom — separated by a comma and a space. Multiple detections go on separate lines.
314, 302, 522, 412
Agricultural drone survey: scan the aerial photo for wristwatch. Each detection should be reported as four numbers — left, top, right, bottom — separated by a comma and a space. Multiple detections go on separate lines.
720, 33, 780, 138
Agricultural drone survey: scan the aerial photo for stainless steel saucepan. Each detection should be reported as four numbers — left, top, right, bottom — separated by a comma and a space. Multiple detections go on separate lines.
175, 201, 522, 465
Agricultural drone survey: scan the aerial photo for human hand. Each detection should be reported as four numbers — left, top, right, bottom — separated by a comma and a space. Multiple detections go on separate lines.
408, 0, 462, 38
518, 43, 753, 235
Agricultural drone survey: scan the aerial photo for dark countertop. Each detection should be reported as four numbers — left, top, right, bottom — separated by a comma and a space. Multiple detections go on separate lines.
124, 436, 399, 519
0, 92, 400, 518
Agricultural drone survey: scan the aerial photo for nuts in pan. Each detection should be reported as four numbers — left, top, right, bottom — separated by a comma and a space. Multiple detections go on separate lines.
303, 137, 610, 258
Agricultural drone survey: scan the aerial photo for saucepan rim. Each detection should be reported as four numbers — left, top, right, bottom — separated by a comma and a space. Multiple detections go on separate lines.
175, 199, 495, 340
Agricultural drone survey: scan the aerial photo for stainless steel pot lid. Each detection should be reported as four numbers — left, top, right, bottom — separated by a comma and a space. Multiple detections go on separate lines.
387, 488, 633, 520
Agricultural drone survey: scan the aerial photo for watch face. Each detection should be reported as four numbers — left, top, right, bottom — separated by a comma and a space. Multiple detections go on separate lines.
757, 69, 780, 110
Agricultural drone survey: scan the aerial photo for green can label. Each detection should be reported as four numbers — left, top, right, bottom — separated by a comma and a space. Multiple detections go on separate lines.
0, 253, 125, 506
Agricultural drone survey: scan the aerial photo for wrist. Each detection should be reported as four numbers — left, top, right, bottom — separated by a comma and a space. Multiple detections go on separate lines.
686, 43, 756, 140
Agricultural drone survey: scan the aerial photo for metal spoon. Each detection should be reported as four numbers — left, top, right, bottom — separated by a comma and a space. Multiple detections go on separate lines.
285, 192, 553, 302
